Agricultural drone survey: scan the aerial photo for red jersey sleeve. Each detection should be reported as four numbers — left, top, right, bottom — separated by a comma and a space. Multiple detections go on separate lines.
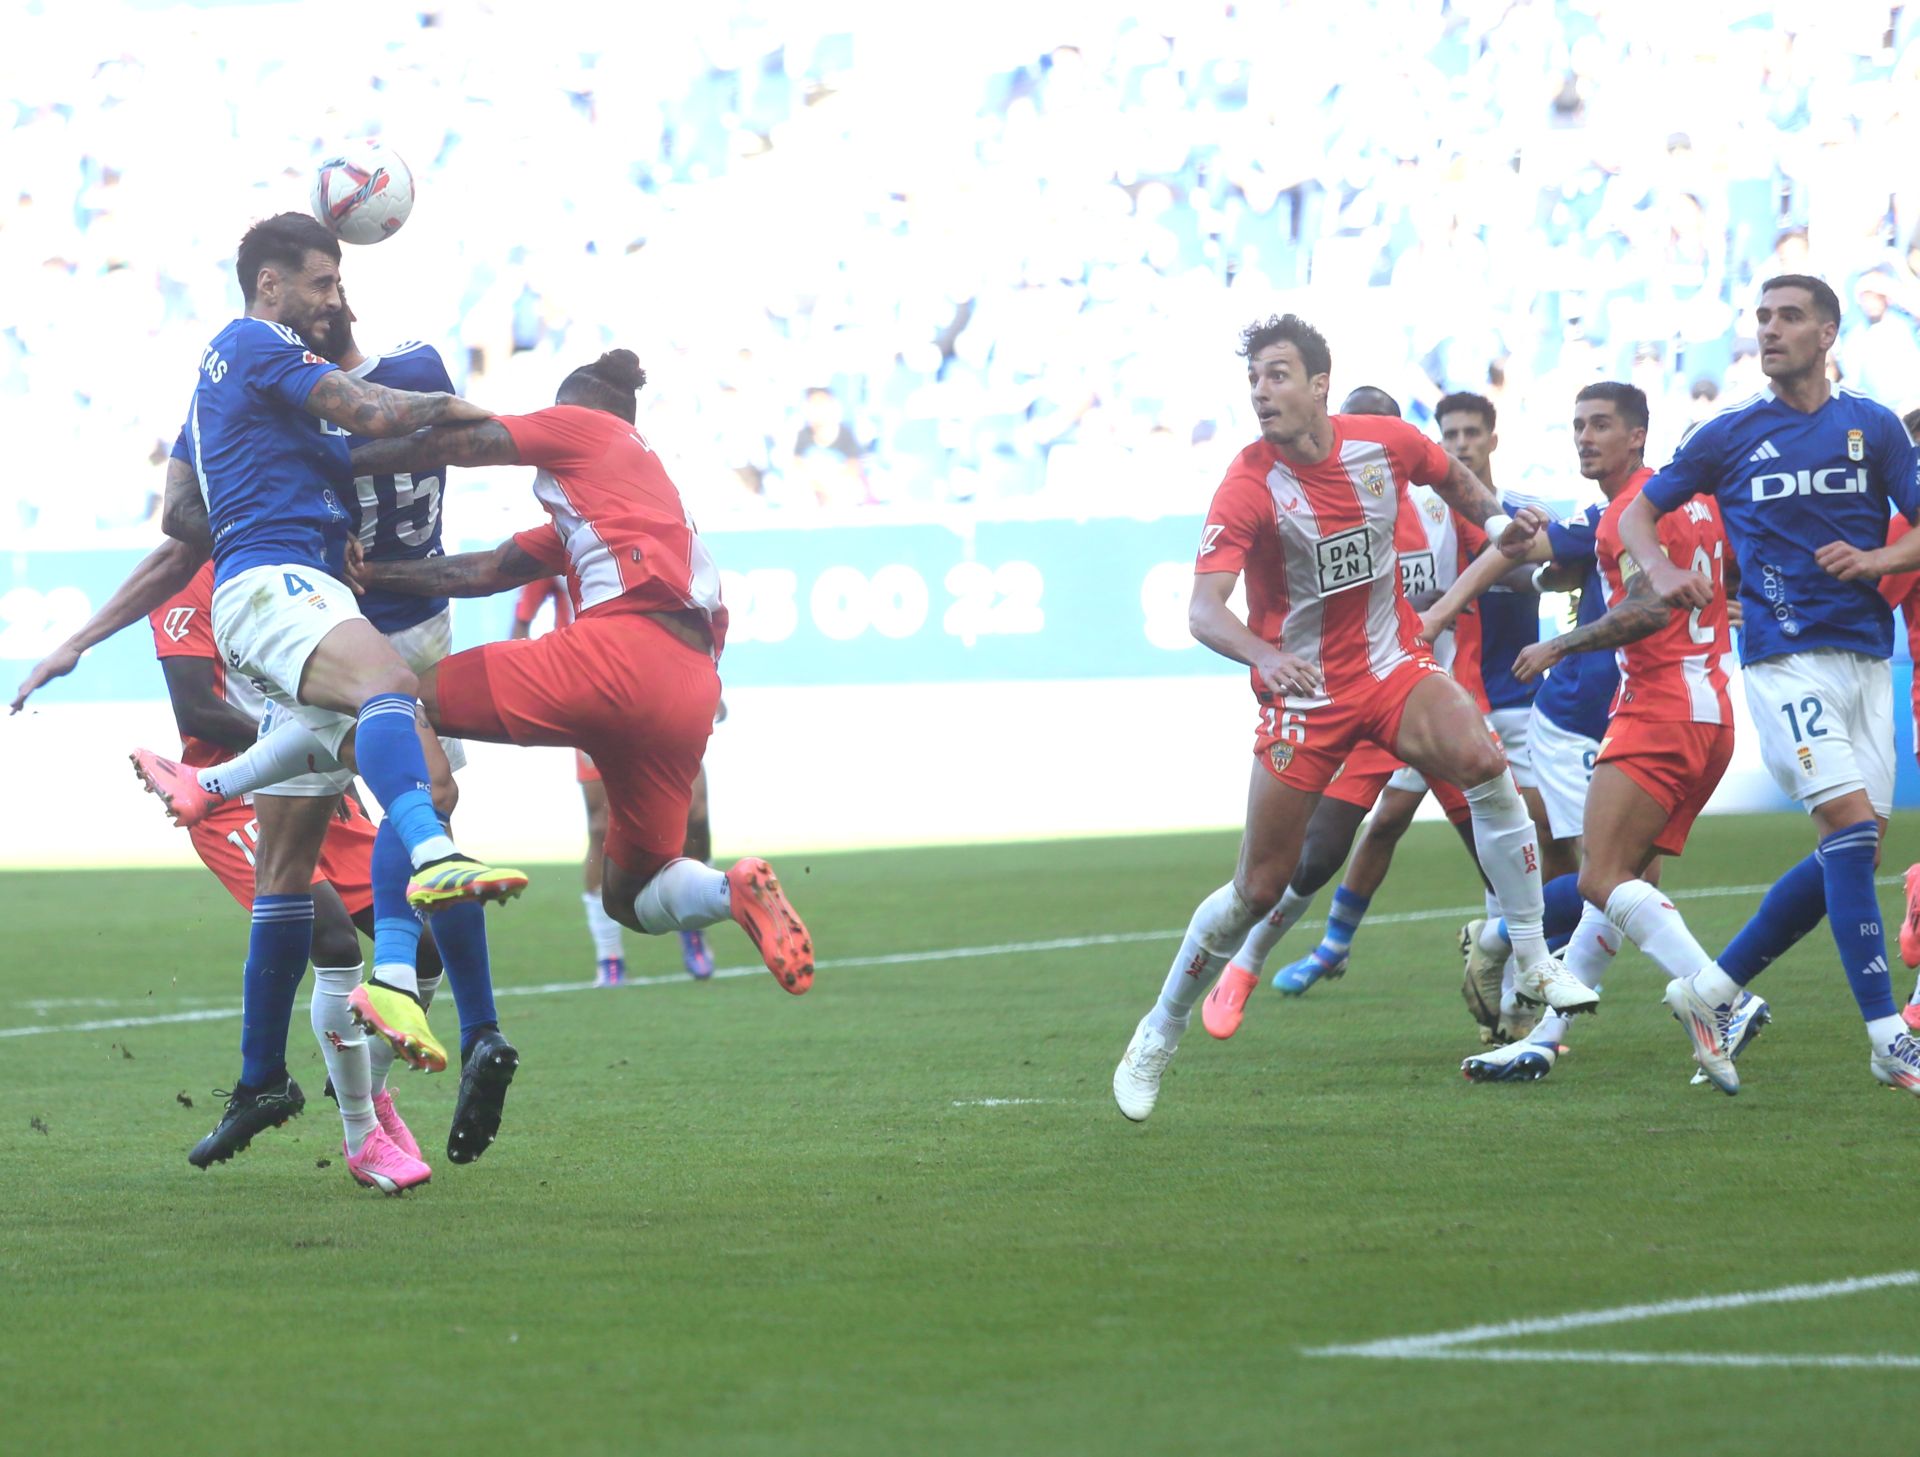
1879, 515, 1920, 611
1197, 463, 1270, 575
498, 405, 611, 472
149, 565, 217, 660
1383, 418, 1454, 487
512, 523, 569, 574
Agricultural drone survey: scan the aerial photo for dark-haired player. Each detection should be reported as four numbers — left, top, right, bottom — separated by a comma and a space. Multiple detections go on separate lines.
243, 350, 816, 994
122, 214, 522, 1190
1624, 275, 1920, 1093
1111, 315, 1591, 1122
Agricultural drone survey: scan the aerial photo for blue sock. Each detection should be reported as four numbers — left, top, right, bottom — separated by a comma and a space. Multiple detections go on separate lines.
426, 896, 498, 1057
1718, 852, 1827, 986
355, 694, 454, 863
370, 817, 424, 990
1315, 885, 1370, 967
1818, 822, 1897, 1021
240, 894, 313, 1089
1497, 875, 1591, 955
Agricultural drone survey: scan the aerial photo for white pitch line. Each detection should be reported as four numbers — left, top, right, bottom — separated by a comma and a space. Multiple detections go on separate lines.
950, 1098, 1060, 1107
1, 873, 1900, 1040
1305, 1270, 1920, 1364
1338, 1347, 1920, 1370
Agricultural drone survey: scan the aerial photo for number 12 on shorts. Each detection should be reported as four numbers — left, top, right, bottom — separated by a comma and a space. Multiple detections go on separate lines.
1779, 695, 1827, 742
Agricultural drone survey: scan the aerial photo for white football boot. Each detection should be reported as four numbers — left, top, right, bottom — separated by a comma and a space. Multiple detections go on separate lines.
1689, 992, 1770, 1086
1869, 1030, 1920, 1095
1513, 954, 1600, 1016
1666, 973, 1739, 1095
1459, 919, 1507, 1032
1113, 1015, 1178, 1122
1461, 1038, 1556, 1083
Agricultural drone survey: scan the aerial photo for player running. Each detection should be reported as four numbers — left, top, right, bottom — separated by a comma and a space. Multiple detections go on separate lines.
1452, 384, 1765, 1083
512, 576, 719, 985
1206, 386, 1493, 1024
1112, 314, 1591, 1123
1622, 274, 1920, 1095
129, 213, 523, 1190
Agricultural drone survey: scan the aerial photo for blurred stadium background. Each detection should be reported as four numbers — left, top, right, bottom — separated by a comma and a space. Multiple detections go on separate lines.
7, 0, 1920, 867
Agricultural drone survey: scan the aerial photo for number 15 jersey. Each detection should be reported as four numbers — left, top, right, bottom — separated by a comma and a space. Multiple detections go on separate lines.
344, 341, 455, 633
1198, 414, 1455, 707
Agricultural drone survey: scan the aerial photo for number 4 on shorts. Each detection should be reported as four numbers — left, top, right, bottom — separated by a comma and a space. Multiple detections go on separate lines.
283, 571, 315, 595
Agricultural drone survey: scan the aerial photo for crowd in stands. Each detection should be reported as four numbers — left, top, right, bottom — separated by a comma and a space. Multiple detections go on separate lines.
6, 0, 1920, 544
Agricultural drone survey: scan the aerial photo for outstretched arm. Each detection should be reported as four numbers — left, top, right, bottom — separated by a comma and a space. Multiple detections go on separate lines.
349, 420, 521, 476
305, 372, 494, 440
353, 534, 551, 600
1418, 533, 1552, 641
10, 533, 207, 713
1511, 570, 1672, 682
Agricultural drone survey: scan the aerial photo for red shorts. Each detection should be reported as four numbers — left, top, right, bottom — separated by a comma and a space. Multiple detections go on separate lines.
576, 749, 601, 785
1254, 656, 1450, 796
1321, 738, 1472, 824
437, 608, 719, 875
1596, 717, 1735, 856
188, 795, 377, 913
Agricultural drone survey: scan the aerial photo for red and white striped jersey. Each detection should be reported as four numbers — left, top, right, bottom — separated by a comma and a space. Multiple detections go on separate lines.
1198, 415, 1455, 706
148, 561, 263, 768
1397, 484, 1490, 710
502, 405, 728, 654
1596, 476, 1732, 723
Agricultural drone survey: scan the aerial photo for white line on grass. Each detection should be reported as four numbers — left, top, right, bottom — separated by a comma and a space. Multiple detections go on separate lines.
950, 1098, 1060, 1107
1304, 1269, 1920, 1369
1, 873, 1900, 1040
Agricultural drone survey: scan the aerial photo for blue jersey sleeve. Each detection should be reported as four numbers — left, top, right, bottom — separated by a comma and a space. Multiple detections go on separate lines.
1642, 418, 1722, 513
239, 319, 337, 411
1543, 505, 1599, 565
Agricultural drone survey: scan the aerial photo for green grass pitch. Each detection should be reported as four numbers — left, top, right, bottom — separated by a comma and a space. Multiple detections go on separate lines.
2, 814, 1917, 1455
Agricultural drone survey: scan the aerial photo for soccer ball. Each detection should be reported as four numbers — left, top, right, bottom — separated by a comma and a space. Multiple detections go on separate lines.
311, 143, 415, 245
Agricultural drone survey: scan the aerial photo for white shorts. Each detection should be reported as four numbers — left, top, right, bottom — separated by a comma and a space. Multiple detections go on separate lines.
1743, 648, 1894, 816
254, 605, 467, 798
212, 564, 363, 780
1528, 703, 1600, 841
1488, 705, 1536, 788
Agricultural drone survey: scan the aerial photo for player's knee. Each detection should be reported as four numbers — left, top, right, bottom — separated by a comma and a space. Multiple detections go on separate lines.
1576, 864, 1622, 910
1455, 742, 1508, 788
311, 916, 361, 970
1234, 865, 1289, 916
1293, 840, 1345, 894
361, 663, 420, 703
601, 878, 644, 933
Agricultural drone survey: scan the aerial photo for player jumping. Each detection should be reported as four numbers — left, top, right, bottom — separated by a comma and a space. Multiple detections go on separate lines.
1112, 314, 1591, 1123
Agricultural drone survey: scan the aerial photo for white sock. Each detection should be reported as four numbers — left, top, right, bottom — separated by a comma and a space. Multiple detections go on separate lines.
368, 972, 439, 1093
1498, 957, 1518, 1020
1484, 890, 1502, 921
1691, 962, 1742, 1009
631, 857, 732, 933
583, 890, 625, 958
1464, 774, 1547, 967
1535, 905, 1620, 1047
1910, 971, 1920, 1005
1868, 1014, 1908, 1049
1605, 880, 1713, 984
1477, 917, 1511, 957
371, 953, 419, 998
1151, 882, 1260, 1035
1231, 886, 1316, 974
198, 718, 339, 800
310, 963, 378, 1152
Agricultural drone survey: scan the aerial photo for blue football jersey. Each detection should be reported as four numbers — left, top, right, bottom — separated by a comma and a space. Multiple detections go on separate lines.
344, 342, 454, 633
1478, 489, 1548, 710
1531, 502, 1619, 741
1642, 388, 1920, 664
185, 317, 352, 588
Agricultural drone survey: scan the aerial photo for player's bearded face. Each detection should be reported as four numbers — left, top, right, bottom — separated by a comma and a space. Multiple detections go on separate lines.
1573, 403, 1640, 483
1247, 343, 1326, 444
280, 250, 346, 348
1756, 290, 1835, 382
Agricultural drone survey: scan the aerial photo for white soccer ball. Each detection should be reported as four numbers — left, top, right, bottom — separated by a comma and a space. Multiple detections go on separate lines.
310, 143, 415, 245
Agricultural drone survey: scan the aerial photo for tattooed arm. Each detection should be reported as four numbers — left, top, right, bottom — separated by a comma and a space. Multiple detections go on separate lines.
349, 420, 522, 476
160, 453, 212, 551
1510, 570, 1672, 683
1429, 456, 1505, 529
353, 535, 551, 600
305, 370, 494, 439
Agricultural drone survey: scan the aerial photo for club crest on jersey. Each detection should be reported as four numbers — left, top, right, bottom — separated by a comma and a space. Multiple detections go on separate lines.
1847, 429, 1865, 462
1268, 742, 1294, 774
1360, 462, 1391, 498
1797, 744, 1815, 775
161, 607, 196, 642
1424, 498, 1444, 524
